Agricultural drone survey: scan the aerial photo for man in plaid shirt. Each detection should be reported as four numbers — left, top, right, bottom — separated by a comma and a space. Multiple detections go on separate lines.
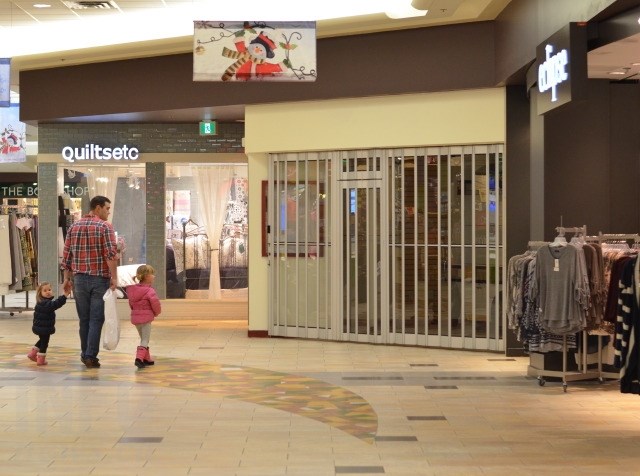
62, 196, 119, 369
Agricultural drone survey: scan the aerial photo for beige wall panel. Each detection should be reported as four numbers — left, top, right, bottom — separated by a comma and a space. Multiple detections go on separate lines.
245, 89, 506, 154
247, 89, 506, 332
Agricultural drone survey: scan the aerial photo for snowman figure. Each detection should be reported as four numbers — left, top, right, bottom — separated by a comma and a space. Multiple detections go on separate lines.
0, 127, 22, 154
221, 31, 286, 81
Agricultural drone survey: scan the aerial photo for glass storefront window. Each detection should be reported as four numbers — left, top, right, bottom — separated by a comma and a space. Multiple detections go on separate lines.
59, 164, 147, 270
57, 163, 248, 302
165, 164, 248, 300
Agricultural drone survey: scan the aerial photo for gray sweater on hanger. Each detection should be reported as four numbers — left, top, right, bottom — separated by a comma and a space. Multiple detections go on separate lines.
536, 244, 588, 334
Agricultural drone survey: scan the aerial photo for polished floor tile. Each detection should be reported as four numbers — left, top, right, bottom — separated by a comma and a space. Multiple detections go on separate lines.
1, 316, 640, 475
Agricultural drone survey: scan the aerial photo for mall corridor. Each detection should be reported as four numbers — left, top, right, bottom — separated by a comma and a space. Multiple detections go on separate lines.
1, 315, 639, 475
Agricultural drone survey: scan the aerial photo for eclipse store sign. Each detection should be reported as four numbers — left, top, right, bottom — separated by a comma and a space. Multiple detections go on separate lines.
534, 23, 587, 115
538, 45, 568, 103
61, 144, 140, 163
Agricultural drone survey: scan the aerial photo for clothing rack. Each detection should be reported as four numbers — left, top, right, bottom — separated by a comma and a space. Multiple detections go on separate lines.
0, 208, 37, 316
586, 233, 640, 246
0, 292, 33, 316
0, 203, 38, 215
527, 240, 548, 250
584, 233, 640, 381
555, 225, 587, 237
527, 224, 601, 391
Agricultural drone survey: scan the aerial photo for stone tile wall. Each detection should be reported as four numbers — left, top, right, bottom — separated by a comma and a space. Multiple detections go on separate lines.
38, 122, 244, 154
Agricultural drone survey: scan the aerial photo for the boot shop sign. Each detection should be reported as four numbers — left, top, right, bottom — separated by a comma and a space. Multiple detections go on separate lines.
532, 23, 587, 115
0, 182, 89, 198
0, 182, 38, 198
61, 144, 140, 163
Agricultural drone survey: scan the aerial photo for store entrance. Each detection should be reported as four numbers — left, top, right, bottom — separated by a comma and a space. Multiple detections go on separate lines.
267, 146, 505, 351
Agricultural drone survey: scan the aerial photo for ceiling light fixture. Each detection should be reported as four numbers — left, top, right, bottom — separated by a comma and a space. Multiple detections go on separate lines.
609, 67, 630, 75
33, 3, 51, 7
385, 5, 427, 19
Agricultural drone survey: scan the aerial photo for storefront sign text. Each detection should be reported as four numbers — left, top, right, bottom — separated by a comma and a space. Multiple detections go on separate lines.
532, 23, 587, 115
0, 184, 37, 198
61, 144, 139, 163
538, 45, 568, 102
64, 185, 89, 197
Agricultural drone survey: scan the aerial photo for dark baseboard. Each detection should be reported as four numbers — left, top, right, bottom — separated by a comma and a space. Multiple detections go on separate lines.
248, 330, 269, 338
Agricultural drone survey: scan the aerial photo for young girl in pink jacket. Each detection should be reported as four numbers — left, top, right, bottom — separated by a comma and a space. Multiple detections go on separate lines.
127, 265, 161, 368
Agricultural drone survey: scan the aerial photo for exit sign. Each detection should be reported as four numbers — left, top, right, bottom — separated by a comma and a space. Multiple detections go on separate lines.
199, 121, 217, 136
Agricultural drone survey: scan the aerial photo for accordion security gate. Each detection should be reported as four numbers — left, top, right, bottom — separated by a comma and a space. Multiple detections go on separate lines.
268, 145, 505, 351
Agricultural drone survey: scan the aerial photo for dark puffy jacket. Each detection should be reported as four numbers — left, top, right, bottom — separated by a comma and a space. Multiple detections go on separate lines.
32, 295, 67, 336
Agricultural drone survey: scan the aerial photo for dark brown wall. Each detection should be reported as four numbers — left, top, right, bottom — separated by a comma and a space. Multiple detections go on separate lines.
20, 23, 496, 121
494, 0, 618, 84
608, 82, 640, 231
543, 80, 640, 238
505, 85, 531, 355
506, 85, 531, 257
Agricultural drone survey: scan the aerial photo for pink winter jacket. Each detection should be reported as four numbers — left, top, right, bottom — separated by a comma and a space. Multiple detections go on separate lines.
126, 284, 161, 325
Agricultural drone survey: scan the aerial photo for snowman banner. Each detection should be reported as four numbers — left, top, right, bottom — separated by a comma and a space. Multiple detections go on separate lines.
193, 21, 316, 82
0, 104, 26, 163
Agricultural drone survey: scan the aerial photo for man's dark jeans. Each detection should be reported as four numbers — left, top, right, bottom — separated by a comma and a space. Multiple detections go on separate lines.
73, 274, 110, 360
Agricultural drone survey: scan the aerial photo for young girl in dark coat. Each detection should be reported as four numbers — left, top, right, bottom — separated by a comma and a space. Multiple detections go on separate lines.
28, 282, 70, 366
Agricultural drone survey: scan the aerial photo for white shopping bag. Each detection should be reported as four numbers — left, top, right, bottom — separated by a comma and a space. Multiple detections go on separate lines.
102, 288, 123, 350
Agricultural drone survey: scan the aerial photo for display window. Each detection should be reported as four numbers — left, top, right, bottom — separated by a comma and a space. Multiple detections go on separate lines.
165, 164, 248, 300
59, 165, 147, 270
57, 163, 248, 302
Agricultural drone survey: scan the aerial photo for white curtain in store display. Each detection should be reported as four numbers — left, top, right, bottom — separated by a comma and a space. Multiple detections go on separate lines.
87, 167, 119, 223
193, 165, 234, 299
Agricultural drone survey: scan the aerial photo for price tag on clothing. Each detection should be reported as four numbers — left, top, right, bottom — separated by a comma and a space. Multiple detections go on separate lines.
553, 258, 560, 272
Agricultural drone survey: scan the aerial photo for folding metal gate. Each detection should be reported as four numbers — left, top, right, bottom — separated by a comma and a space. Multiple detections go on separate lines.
268, 145, 505, 351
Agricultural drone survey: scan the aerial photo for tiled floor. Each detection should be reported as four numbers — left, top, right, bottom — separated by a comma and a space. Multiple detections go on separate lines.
1, 314, 640, 475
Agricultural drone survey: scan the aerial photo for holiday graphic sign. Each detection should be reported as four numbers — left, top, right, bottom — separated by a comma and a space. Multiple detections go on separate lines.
0, 105, 26, 163
193, 21, 316, 82
0, 59, 10, 107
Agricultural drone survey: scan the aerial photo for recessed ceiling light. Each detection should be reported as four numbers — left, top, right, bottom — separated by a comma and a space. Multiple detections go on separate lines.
632, 62, 640, 66
33, 3, 51, 7
609, 71, 626, 75
386, 5, 427, 19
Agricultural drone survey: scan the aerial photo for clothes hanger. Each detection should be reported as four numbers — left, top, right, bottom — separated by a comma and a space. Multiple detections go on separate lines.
549, 234, 567, 247
569, 233, 585, 245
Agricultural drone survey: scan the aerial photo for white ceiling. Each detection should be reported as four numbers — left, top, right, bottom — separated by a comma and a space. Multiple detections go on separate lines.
588, 31, 640, 80
4, 0, 515, 126
7, 0, 513, 81
4, 0, 639, 122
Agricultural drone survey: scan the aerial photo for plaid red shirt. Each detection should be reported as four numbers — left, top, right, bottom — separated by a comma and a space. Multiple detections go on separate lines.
61, 214, 118, 278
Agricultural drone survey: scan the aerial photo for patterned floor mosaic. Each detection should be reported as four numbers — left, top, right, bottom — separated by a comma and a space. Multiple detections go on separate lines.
0, 340, 378, 444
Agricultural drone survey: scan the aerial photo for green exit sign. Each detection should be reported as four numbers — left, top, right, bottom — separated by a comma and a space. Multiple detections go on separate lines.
199, 121, 217, 136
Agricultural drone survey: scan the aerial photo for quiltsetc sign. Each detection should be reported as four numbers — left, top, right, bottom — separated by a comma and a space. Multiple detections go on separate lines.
193, 21, 316, 82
